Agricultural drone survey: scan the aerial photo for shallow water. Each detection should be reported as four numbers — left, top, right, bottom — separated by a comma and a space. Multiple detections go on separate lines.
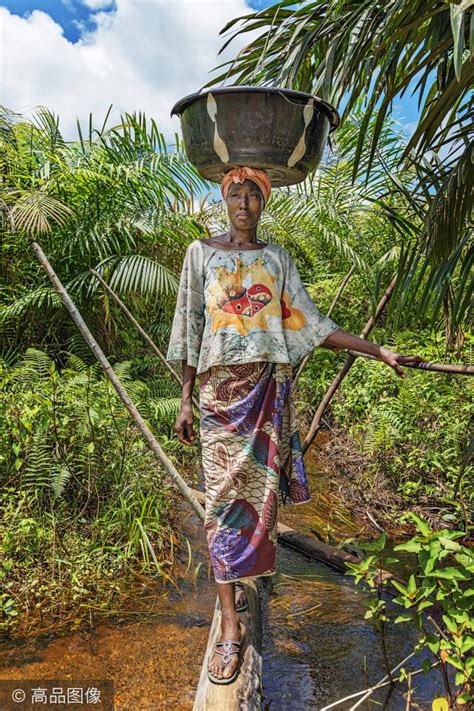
0, 444, 445, 709
261, 545, 444, 709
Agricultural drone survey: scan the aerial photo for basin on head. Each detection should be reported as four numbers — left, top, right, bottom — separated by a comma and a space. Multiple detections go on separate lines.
171, 85, 339, 187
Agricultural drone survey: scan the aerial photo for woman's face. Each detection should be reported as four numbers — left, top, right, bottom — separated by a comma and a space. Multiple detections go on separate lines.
226, 179, 264, 229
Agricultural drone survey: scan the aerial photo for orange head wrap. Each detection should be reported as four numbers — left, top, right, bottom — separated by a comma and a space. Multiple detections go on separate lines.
220, 167, 271, 206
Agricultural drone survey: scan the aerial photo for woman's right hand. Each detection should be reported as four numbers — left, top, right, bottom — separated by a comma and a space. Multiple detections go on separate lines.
174, 402, 196, 446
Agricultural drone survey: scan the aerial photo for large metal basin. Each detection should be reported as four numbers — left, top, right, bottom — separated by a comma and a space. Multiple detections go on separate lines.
171, 86, 339, 187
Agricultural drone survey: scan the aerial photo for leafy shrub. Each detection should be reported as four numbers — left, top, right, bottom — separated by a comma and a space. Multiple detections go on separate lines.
328, 331, 472, 500
0, 348, 185, 633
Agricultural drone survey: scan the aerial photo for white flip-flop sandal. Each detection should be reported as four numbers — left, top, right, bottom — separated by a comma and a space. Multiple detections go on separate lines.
208, 621, 246, 685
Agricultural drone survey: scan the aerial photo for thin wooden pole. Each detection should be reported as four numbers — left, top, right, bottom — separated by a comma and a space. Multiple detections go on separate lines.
346, 349, 473, 375
89, 268, 200, 409
30, 239, 204, 522
302, 275, 398, 453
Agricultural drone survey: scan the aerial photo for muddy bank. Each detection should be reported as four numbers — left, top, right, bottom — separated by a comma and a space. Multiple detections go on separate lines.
305, 428, 452, 537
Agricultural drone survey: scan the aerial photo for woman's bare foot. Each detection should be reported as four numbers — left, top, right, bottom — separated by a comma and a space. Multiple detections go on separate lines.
208, 619, 242, 681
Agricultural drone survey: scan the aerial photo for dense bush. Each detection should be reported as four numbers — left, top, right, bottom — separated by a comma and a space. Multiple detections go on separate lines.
0, 348, 186, 633
299, 330, 473, 506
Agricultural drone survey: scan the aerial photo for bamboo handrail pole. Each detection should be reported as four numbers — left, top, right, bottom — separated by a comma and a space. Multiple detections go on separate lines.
346, 349, 473, 375
30, 240, 204, 521
302, 275, 398, 453
291, 265, 355, 390
89, 269, 200, 409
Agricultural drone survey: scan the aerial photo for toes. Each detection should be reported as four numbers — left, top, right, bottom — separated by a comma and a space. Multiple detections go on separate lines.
223, 660, 236, 678
209, 656, 225, 679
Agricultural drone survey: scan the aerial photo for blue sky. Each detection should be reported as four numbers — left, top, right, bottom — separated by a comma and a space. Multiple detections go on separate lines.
1, 0, 107, 42
1, 0, 267, 43
0, 0, 420, 141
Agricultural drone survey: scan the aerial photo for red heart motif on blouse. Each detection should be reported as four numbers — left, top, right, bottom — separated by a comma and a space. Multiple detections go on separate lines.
222, 283, 272, 317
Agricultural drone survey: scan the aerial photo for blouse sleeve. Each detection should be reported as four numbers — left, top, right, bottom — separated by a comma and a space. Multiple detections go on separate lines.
283, 250, 341, 357
165, 240, 205, 369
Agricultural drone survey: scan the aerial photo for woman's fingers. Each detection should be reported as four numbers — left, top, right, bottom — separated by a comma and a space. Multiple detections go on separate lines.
185, 419, 196, 444
389, 353, 428, 378
400, 354, 428, 365
392, 360, 405, 378
175, 416, 196, 445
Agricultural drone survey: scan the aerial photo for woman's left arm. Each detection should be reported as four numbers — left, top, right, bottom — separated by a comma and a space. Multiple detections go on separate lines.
321, 328, 426, 379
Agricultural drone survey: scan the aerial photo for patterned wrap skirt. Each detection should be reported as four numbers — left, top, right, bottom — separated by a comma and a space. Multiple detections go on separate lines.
198, 361, 311, 584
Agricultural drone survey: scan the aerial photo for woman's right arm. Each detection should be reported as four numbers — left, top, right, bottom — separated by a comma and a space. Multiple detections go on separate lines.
174, 361, 197, 446
165, 241, 205, 444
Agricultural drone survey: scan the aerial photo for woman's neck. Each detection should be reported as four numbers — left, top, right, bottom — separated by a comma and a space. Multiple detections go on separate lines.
226, 226, 258, 245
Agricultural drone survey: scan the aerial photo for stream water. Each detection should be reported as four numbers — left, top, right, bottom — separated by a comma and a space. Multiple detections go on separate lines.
0, 444, 445, 710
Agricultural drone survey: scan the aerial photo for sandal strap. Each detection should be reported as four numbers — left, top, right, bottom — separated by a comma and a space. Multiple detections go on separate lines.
215, 640, 241, 648
214, 641, 241, 665
215, 648, 239, 657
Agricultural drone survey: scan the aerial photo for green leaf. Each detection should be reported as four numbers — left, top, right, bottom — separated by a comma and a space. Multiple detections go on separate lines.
390, 580, 408, 596
394, 613, 413, 623
461, 636, 474, 654
383, 556, 399, 565
407, 574, 418, 596
439, 536, 462, 552
422, 658, 432, 673
450, 4, 465, 82
361, 532, 387, 552
446, 655, 464, 671
394, 539, 422, 553
442, 615, 458, 634
407, 513, 431, 537
417, 600, 433, 612
430, 567, 470, 580
432, 699, 449, 711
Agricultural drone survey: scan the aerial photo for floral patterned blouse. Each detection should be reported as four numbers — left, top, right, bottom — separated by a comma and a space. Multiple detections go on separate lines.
165, 239, 340, 375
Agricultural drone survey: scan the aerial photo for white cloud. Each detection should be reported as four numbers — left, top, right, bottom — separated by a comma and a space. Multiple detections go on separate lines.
82, 0, 115, 8
0, 0, 256, 140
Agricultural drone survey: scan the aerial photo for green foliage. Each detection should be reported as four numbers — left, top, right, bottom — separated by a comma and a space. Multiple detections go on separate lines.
330, 331, 473, 503
345, 516, 474, 704
0, 348, 185, 633
206, 0, 473, 336
0, 349, 182, 496
0, 106, 212, 359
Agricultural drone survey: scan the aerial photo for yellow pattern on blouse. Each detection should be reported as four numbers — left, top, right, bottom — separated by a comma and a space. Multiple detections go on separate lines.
166, 239, 340, 374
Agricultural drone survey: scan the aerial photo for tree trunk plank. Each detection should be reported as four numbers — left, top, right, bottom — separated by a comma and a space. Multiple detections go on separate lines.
193, 581, 262, 711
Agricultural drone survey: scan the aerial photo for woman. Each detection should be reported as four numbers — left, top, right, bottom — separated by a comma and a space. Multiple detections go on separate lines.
166, 166, 424, 684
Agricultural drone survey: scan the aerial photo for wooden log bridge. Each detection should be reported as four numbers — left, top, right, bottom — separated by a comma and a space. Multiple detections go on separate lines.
190, 488, 403, 710
193, 579, 262, 711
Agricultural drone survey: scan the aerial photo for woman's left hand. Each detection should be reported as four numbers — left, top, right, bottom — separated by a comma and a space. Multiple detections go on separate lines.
379, 348, 427, 378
